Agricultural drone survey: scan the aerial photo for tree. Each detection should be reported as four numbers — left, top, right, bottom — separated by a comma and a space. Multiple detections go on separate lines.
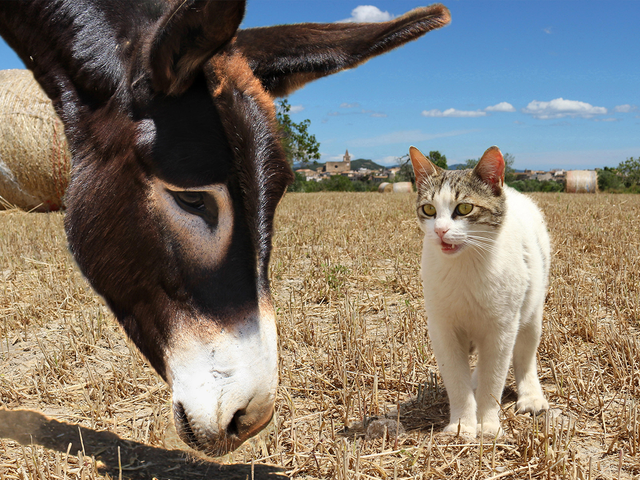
503, 153, 516, 182
394, 154, 414, 182
428, 151, 447, 169
276, 99, 321, 167
598, 167, 624, 191
618, 156, 640, 187
459, 158, 478, 169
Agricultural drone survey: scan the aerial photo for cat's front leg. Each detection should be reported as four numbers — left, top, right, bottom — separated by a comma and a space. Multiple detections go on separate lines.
428, 321, 477, 436
513, 307, 548, 415
474, 333, 517, 437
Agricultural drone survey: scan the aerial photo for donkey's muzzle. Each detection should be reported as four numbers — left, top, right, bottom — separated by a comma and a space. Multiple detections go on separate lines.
166, 308, 279, 455
174, 395, 275, 456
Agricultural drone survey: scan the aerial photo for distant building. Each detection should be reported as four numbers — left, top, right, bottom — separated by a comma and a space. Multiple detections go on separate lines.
535, 172, 553, 182
324, 149, 351, 174
387, 167, 401, 178
295, 168, 319, 181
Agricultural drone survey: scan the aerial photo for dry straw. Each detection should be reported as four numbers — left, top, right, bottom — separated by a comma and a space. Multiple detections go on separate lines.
1, 192, 640, 478
0, 69, 70, 211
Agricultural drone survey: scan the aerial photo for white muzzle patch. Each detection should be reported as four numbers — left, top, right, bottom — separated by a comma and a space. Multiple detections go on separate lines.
165, 301, 278, 454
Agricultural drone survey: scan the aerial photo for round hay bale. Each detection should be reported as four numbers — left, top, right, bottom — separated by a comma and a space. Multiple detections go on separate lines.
392, 182, 413, 193
565, 170, 597, 193
0, 69, 70, 211
378, 182, 393, 193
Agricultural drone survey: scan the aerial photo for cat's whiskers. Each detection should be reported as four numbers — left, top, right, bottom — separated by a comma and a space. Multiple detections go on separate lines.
465, 235, 500, 260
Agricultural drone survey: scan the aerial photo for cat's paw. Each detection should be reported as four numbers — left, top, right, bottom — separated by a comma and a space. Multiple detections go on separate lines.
443, 422, 476, 437
516, 395, 549, 415
477, 421, 503, 438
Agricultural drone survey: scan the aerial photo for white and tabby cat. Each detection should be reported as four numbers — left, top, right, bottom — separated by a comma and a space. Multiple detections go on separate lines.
410, 145, 549, 437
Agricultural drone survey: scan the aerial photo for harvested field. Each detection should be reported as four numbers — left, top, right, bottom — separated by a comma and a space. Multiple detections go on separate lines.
1, 192, 639, 479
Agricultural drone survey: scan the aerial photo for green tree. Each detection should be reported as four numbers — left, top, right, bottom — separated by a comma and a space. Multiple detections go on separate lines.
503, 153, 516, 182
598, 167, 624, 192
276, 99, 321, 167
428, 151, 447, 169
459, 158, 478, 169
322, 175, 354, 192
508, 179, 563, 193
618, 156, 640, 187
394, 154, 414, 182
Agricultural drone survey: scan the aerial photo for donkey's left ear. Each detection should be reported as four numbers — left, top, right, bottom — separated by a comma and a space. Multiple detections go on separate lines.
234, 4, 451, 98
146, 0, 246, 96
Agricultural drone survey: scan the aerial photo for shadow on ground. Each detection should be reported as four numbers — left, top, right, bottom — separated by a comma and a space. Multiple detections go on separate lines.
0, 409, 285, 479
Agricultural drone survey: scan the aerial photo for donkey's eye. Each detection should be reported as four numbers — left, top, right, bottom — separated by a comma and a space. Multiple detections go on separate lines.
173, 191, 206, 214
455, 203, 473, 216
421, 204, 436, 217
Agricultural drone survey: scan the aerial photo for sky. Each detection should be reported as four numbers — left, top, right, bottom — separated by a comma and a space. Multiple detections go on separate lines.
1, 1, 638, 170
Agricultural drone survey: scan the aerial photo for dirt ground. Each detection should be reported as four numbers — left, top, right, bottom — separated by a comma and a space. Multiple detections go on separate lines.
1, 192, 639, 479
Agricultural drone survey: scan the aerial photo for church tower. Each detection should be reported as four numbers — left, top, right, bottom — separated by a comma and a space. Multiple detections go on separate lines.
343, 149, 351, 170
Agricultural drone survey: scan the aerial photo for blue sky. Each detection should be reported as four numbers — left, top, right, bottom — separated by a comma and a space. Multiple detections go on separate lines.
1, 1, 638, 170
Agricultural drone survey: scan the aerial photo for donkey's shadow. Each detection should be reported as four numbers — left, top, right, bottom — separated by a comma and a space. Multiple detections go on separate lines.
0, 409, 284, 480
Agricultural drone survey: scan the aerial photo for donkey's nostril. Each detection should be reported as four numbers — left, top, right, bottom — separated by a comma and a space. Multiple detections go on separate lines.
226, 408, 247, 437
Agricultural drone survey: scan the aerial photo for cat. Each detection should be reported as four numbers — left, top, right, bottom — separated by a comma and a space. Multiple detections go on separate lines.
409, 145, 550, 437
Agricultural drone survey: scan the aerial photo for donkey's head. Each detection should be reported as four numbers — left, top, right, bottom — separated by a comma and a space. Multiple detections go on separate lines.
0, 0, 450, 454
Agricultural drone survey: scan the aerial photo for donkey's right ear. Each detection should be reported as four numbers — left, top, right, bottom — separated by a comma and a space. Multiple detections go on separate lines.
146, 0, 246, 96
235, 4, 450, 98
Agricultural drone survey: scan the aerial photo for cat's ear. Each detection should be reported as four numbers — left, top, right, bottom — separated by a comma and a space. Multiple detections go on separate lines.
474, 146, 505, 194
410, 146, 442, 185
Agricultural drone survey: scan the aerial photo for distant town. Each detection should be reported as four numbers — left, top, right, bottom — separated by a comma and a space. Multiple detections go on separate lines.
295, 149, 569, 184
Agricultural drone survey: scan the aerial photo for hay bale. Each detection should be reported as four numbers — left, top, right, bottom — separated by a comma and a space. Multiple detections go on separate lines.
565, 170, 597, 194
378, 182, 393, 193
392, 182, 413, 193
0, 69, 70, 211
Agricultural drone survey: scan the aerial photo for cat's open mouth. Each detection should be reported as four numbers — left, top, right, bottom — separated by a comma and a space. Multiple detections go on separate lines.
441, 241, 462, 254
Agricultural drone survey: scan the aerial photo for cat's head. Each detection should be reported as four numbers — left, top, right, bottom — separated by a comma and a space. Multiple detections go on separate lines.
409, 146, 506, 257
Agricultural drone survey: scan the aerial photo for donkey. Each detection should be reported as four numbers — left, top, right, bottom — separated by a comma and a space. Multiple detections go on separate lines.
0, 1, 450, 455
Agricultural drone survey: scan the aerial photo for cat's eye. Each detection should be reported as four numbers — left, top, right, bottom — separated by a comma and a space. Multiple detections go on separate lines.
455, 203, 473, 216
421, 204, 436, 217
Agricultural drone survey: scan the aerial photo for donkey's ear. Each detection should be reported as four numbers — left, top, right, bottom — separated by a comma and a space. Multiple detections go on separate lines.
410, 146, 442, 186
234, 4, 450, 97
146, 0, 246, 96
474, 146, 505, 195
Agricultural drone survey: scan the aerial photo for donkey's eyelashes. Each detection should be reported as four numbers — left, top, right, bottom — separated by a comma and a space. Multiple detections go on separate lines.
170, 190, 219, 226
173, 191, 205, 212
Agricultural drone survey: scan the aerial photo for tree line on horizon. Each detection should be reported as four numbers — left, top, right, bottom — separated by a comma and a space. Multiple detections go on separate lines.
277, 99, 639, 193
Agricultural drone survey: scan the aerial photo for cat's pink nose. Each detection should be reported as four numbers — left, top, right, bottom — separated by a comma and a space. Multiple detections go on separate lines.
435, 227, 449, 239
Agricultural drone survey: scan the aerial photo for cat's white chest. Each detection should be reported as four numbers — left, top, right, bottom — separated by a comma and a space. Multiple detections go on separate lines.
420, 238, 527, 333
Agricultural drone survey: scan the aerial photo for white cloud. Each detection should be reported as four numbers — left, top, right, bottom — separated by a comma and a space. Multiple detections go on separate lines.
522, 98, 607, 119
422, 108, 487, 118
289, 104, 304, 114
340, 102, 361, 109
370, 112, 388, 118
544, 27, 552, 34
339, 5, 394, 23
485, 102, 516, 113
614, 104, 636, 113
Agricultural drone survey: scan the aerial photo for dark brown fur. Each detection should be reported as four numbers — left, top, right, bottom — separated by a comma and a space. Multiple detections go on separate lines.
0, 0, 451, 452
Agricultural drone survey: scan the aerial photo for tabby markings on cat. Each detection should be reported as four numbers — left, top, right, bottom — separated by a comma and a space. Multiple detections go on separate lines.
410, 145, 550, 437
